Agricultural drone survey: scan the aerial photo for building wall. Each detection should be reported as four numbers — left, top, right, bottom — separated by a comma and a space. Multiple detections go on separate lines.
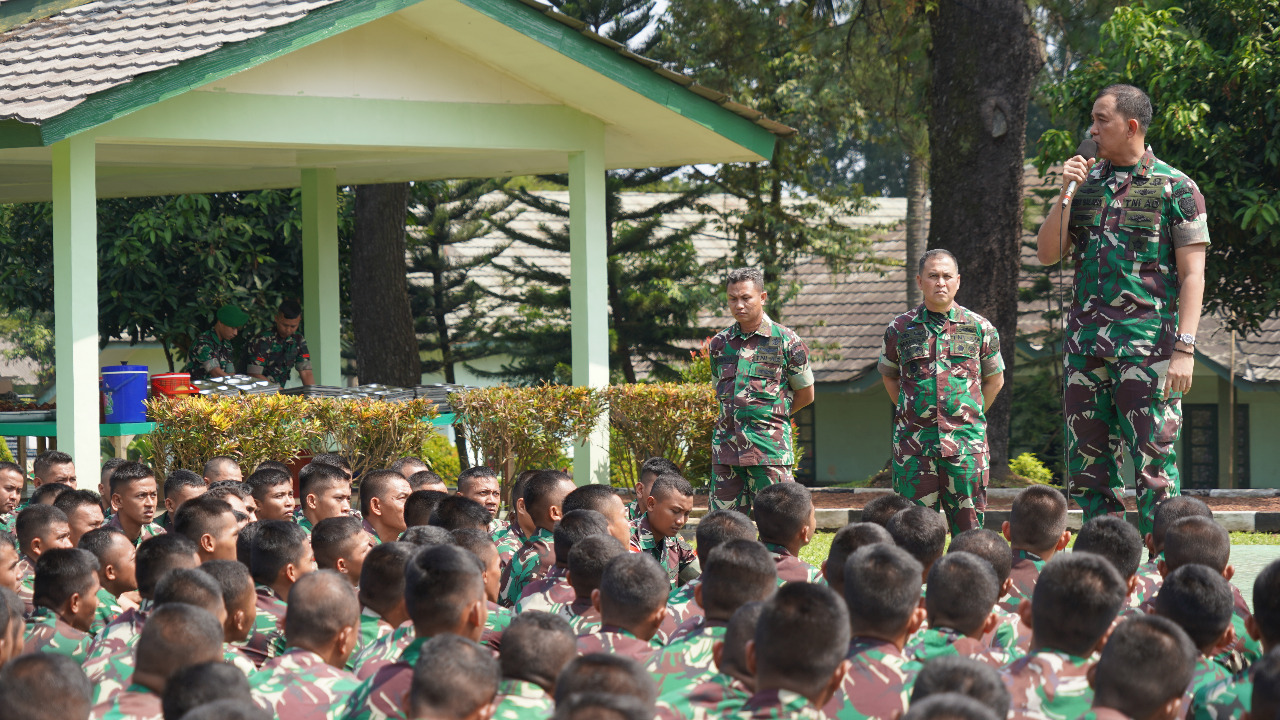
812, 386, 891, 486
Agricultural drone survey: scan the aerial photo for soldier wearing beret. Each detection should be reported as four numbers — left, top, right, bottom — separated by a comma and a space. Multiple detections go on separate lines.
183, 304, 247, 381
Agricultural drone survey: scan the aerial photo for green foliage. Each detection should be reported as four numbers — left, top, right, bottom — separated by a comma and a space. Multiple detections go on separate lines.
0, 441, 13, 464
1036, 0, 1280, 334
607, 383, 719, 488
1009, 359, 1067, 482
421, 431, 461, 484
0, 308, 53, 390
1008, 452, 1055, 485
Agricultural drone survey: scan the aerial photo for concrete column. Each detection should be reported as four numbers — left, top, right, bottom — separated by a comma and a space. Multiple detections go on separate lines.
568, 125, 609, 485
301, 168, 341, 387
52, 136, 100, 484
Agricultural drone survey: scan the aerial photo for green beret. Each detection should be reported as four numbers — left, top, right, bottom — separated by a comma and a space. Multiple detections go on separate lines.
216, 305, 249, 328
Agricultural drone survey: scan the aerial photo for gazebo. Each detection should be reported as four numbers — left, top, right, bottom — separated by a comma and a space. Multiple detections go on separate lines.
0, 0, 787, 484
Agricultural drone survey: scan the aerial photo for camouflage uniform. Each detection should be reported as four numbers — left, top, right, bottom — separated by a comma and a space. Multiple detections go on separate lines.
514, 568, 574, 615
491, 519, 527, 570
245, 330, 312, 387
626, 499, 644, 522
341, 636, 438, 720
667, 579, 703, 628
1000, 549, 1046, 612
23, 606, 92, 663
984, 604, 1030, 658
483, 601, 514, 653
736, 689, 829, 720
348, 607, 397, 672
1188, 667, 1251, 720
244, 584, 288, 667
498, 527, 554, 607
104, 514, 166, 547
763, 542, 822, 584
822, 637, 913, 720
492, 679, 554, 720
225, 644, 258, 676
1063, 149, 1211, 536
251, 647, 362, 720
183, 327, 237, 381
351, 625, 413, 680
1002, 648, 1094, 720
631, 516, 699, 589
560, 597, 603, 637
84, 605, 149, 705
1181, 655, 1231, 720
904, 626, 1010, 670
879, 303, 1004, 534
361, 518, 384, 546
576, 624, 661, 665
710, 313, 814, 514
294, 507, 315, 534
1077, 710, 1133, 720
1217, 584, 1263, 674
657, 673, 753, 720
16, 553, 34, 615
88, 683, 162, 720
1130, 558, 1162, 609
0, 510, 16, 536
648, 618, 727, 697
91, 587, 126, 636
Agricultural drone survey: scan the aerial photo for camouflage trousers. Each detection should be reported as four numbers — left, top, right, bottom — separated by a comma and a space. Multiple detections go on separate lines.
711, 464, 792, 515
891, 452, 987, 535
1064, 353, 1182, 536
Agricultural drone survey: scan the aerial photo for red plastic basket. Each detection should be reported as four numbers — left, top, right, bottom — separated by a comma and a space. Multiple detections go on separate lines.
151, 372, 199, 397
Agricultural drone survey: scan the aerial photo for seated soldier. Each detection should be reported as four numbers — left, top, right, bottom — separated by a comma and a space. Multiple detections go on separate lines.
1074, 515, 1146, 618
342, 545, 489, 720
88, 603, 226, 720
0, 653, 93, 720
24, 547, 99, 662
407, 469, 447, 494
174, 495, 240, 564
578, 553, 670, 663
657, 602, 762, 720
199, 559, 262, 674
564, 483, 634, 548
245, 467, 296, 523
824, 544, 925, 720
999, 485, 1071, 611
250, 570, 362, 719
392, 457, 429, 481
431, 496, 493, 533
1086, 615, 1196, 720
54, 489, 105, 547
457, 465, 503, 525
312, 516, 376, 587
0, 587, 22, 665
348, 542, 414, 675
518, 509, 610, 614
907, 552, 1007, 668
1159, 515, 1260, 672
407, 635, 501, 720
492, 472, 535, 569
105, 462, 167, 545
360, 470, 413, 545
200, 456, 241, 485
29, 480, 71, 507
754, 483, 821, 584
404, 490, 448, 530
745, 583, 851, 717
886, 505, 947, 582
555, 654, 658, 713
909, 656, 1010, 720
1154, 565, 1236, 713
1004, 553, 1126, 719
246, 520, 316, 666
1138, 497, 1214, 609
668, 509, 756, 628
155, 469, 206, 533
946, 528, 1021, 654
822, 522, 892, 593
87, 567, 229, 706
630, 472, 698, 590
296, 462, 354, 533
630, 458, 682, 521
859, 493, 914, 528
492, 611, 579, 718
564, 534, 628, 636
501, 470, 577, 607
311, 455, 353, 483
650, 539, 777, 695
15, 504, 73, 614
162, 661, 255, 720
207, 480, 257, 523
1190, 558, 1280, 719
453, 528, 515, 653
77, 527, 138, 635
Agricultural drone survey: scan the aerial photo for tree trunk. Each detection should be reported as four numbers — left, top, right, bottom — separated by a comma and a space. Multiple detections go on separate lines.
904, 153, 929, 309
351, 183, 420, 387
927, 0, 1042, 475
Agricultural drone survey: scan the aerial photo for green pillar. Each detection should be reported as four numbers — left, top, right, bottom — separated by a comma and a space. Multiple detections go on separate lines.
569, 124, 609, 485
52, 136, 100, 482
301, 168, 341, 387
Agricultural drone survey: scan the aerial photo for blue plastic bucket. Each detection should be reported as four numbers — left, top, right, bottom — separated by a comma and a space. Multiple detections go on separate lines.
101, 365, 149, 423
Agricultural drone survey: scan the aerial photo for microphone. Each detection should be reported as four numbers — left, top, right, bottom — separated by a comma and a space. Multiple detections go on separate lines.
1061, 138, 1098, 207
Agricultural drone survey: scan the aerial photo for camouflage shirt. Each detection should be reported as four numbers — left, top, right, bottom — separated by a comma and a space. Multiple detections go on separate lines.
104, 514, 166, 547
341, 636, 441, 720
84, 605, 149, 705
0, 510, 15, 536
24, 606, 92, 663
736, 689, 829, 720
515, 566, 574, 615
491, 519, 527, 570
667, 579, 704, 628
1182, 655, 1232, 720
243, 584, 288, 667
905, 625, 1010, 670
631, 516, 699, 589
879, 303, 1004, 457
16, 553, 34, 615
576, 624, 660, 665
710, 314, 814, 466
1130, 559, 1161, 609
658, 673, 753, 720
246, 330, 312, 386
91, 587, 126, 636
763, 542, 822, 585
649, 618, 727, 697
559, 597, 603, 637
499, 527, 555, 607
983, 603, 1030, 658
1065, 148, 1211, 358
88, 683, 162, 720
483, 601, 514, 653
251, 647, 362, 720
351, 625, 413, 680
626, 499, 644, 522
183, 327, 236, 381
349, 607, 397, 672
1216, 584, 1264, 674
1188, 666, 1252, 720
492, 679, 554, 720
1003, 648, 1094, 720
823, 637, 913, 720
1001, 549, 1046, 612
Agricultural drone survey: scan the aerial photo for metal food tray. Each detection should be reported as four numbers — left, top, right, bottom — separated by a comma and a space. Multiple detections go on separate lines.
0, 409, 55, 422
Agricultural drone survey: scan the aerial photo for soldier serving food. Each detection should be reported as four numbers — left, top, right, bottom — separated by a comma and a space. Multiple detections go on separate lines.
246, 299, 315, 387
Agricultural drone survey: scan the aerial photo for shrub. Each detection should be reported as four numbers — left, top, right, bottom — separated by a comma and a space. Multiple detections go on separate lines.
1008, 452, 1054, 485
606, 383, 717, 488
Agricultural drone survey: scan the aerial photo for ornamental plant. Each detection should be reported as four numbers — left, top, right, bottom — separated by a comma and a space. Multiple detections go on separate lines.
606, 383, 717, 488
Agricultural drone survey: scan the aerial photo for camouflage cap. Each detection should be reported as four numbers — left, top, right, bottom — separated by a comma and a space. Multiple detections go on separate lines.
216, 305, 249, 328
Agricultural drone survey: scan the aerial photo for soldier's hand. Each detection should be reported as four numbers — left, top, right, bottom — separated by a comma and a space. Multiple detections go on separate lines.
1061, 155, 1096, 198
1164, 353, 1195, 396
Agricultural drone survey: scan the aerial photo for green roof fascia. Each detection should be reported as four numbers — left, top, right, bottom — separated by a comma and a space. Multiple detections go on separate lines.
0, 0, 95, 32
3, 0, 777, 160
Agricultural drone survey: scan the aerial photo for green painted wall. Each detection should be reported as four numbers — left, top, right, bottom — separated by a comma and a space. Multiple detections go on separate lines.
812, 387, 891, 486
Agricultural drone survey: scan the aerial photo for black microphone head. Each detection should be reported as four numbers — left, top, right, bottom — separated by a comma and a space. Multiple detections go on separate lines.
1076, 138, 1097, 160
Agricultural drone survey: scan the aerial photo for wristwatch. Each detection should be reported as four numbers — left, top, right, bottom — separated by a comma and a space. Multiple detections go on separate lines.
1176, 333, 1196, 347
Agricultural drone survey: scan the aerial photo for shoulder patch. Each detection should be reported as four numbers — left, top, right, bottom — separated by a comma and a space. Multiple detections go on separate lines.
1178, 193, 1197, 218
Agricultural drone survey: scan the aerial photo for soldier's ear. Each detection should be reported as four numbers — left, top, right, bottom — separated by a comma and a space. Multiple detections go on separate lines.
1125, 574, 1139, 599
591, 589, 602, 615
1000, 521, 1012, 543
1056, 530, 1071, 551
368, 496, 382, 518
711, 640, 725, 672
1157, 559, 1168, 578
1086, 662, 1097, 690
816, 658, 850, 709
744, 640, 758, 677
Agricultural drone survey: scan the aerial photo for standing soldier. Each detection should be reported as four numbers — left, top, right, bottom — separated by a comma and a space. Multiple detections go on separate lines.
246, 299, 315, 387
709, 267, 814, 514
184, 304, 248, 381
878, 250, 1005, 534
